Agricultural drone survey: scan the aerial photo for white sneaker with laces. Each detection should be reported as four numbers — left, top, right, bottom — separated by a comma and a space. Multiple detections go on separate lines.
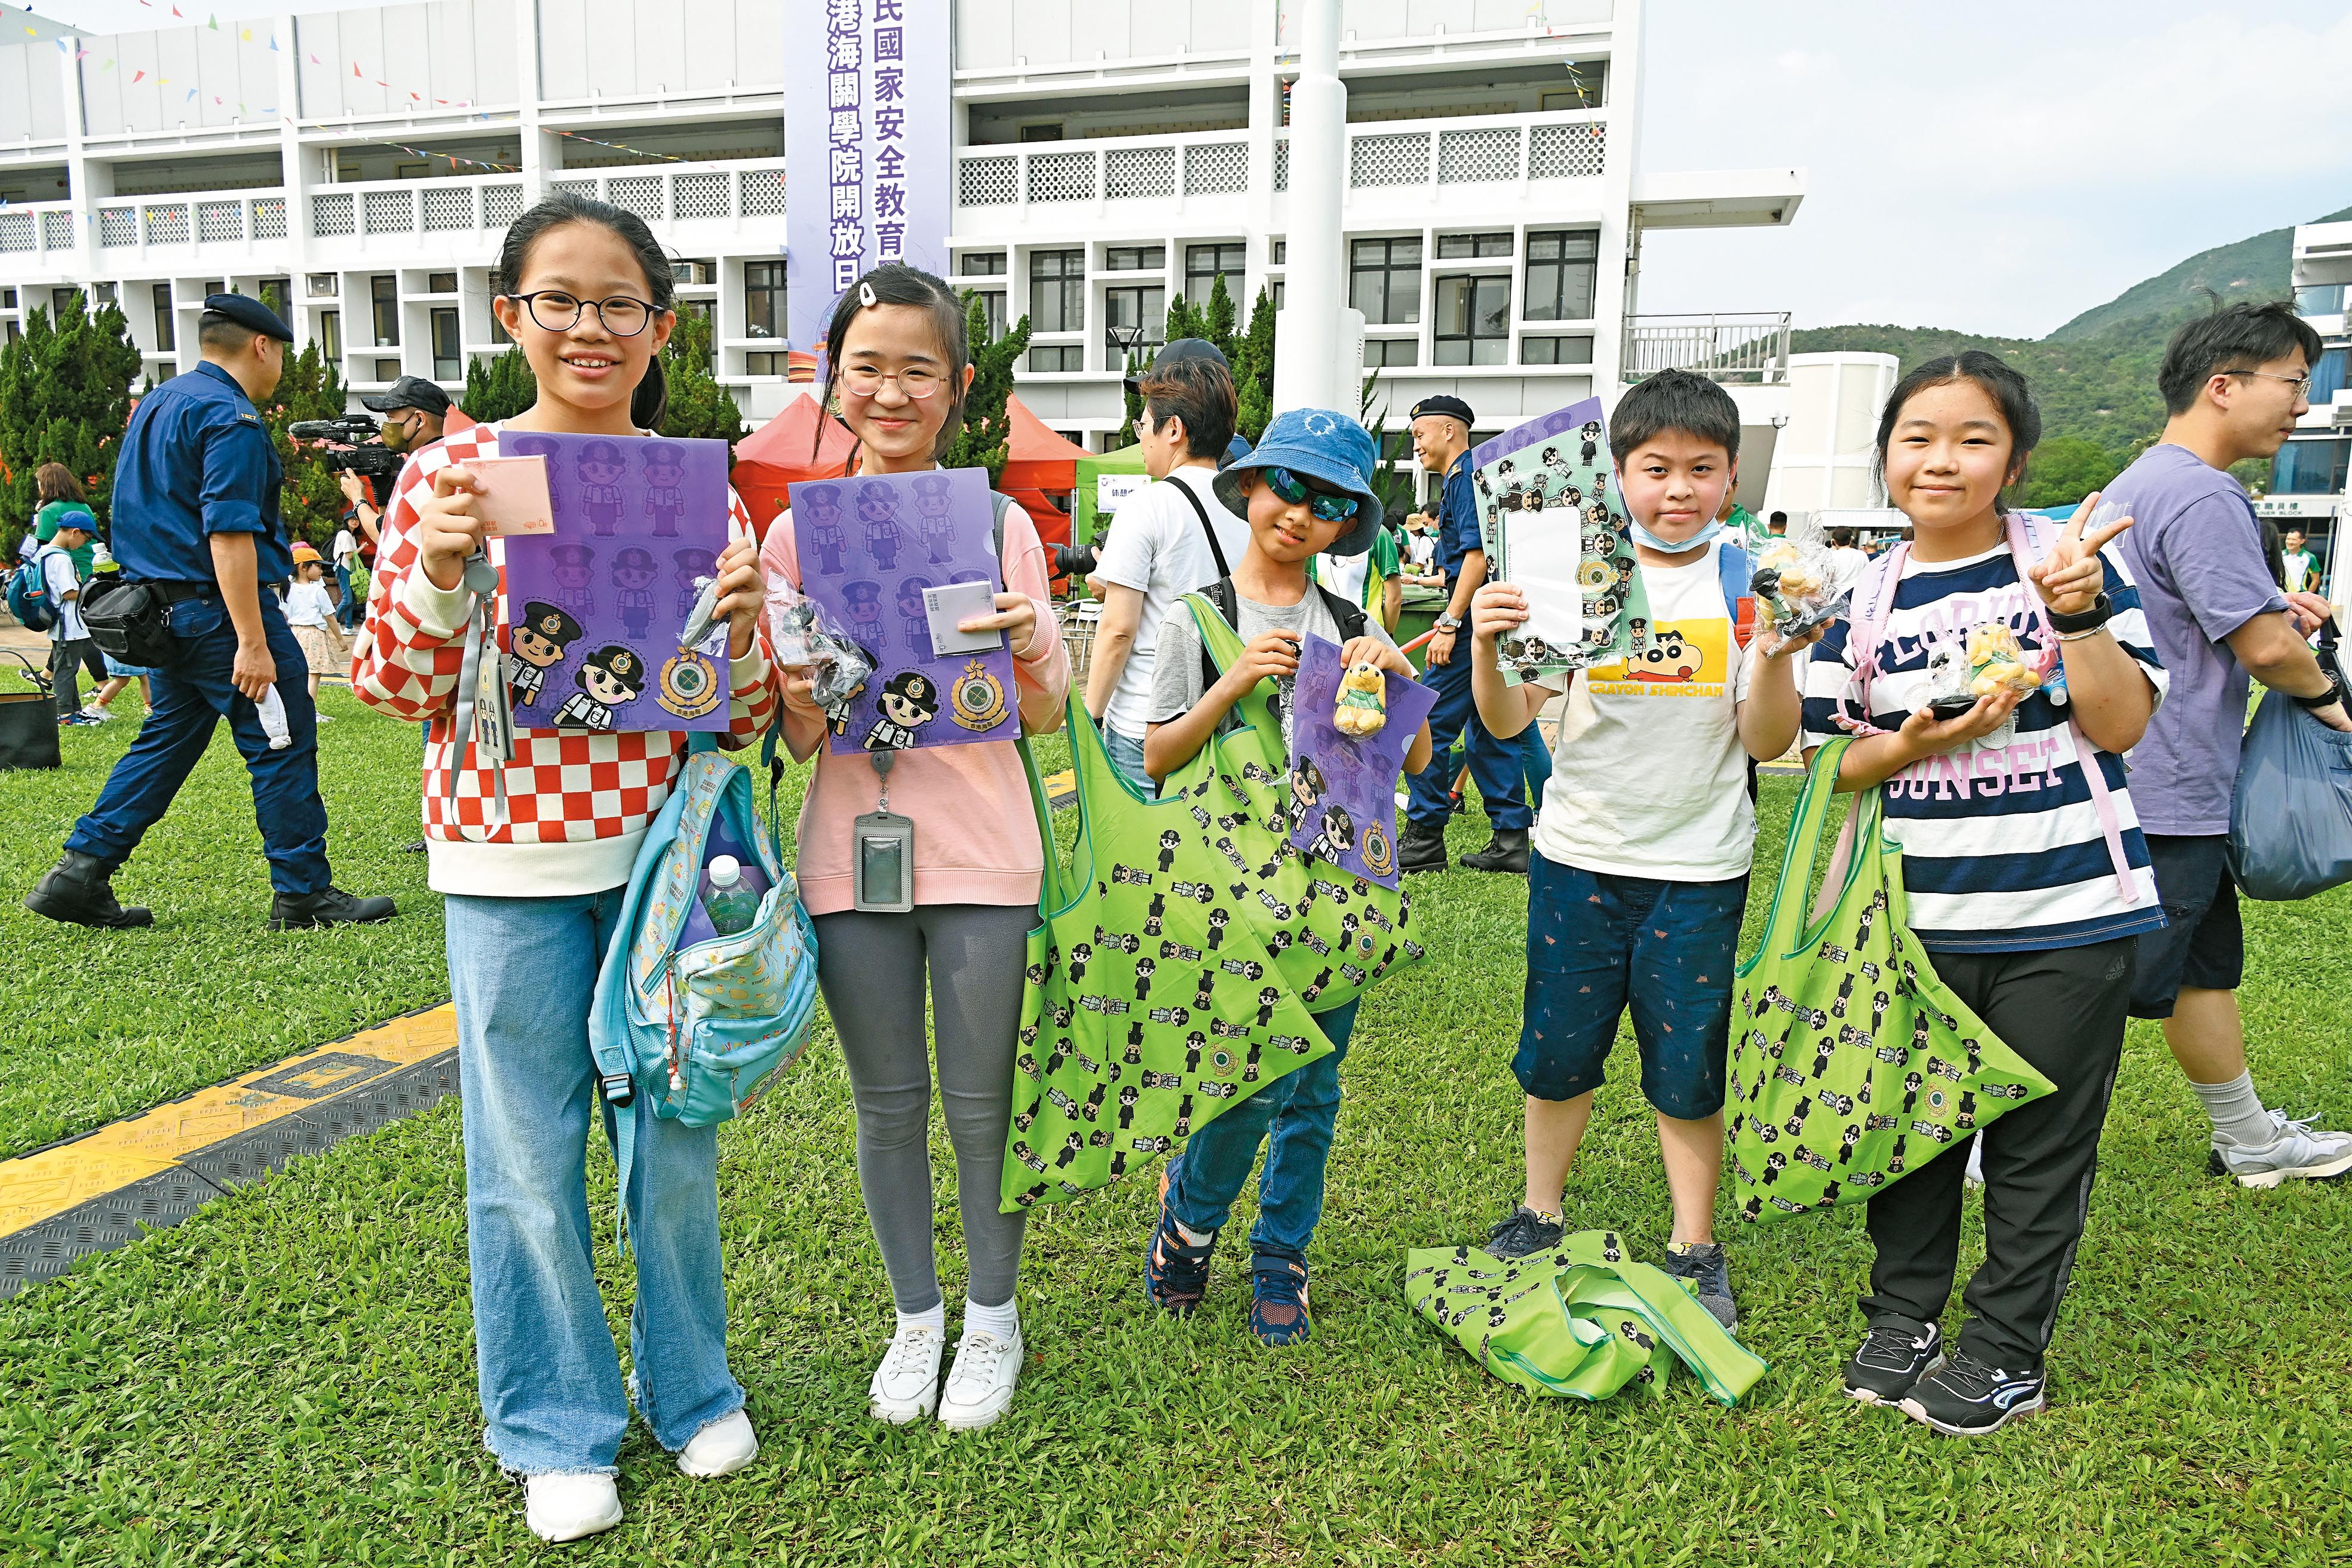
78, 704, 110, 723
676, 1408, 758, 1477
524, 1473, 623, 1544
937, 1327, 1023, 1431
2212, 1110, 2352, 1189
868, 1322, 945, 1424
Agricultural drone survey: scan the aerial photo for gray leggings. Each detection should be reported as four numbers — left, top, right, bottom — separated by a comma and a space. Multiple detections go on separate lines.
814, 903, 1033, 1313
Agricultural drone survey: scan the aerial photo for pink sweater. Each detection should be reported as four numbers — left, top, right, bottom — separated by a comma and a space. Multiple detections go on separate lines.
762, 488, 1069, 916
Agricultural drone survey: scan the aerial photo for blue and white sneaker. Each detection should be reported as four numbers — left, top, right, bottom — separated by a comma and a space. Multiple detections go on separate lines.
1899, 1349, 2046, 1435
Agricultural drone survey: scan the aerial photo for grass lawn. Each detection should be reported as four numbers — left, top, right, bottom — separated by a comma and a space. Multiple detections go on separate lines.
4, 694, 2351, 1564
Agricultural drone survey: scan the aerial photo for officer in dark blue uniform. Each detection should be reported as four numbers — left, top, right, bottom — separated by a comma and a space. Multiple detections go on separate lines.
24, 294, 395, 930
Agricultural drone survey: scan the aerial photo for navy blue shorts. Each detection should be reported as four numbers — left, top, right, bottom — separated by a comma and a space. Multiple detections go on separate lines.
1514, 853, 1747, 1119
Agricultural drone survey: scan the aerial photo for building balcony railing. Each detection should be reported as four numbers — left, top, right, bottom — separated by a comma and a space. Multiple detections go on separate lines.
1621, 312, 1790, 385
955, 110, 1607, 210
541, 157, 787, 225
0, 201, 79, 257
81, 188, 291, 255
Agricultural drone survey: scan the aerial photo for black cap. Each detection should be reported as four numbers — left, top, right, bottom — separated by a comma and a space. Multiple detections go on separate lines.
203, 291, 294, 342
1408, 394, 1474, 428
361, 375, 453, 416
1124, 337, 1232, 395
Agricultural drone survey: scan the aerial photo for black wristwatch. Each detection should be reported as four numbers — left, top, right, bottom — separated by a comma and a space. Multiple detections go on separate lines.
2291, 663, 2349, 712
2046, 593, 2112, 636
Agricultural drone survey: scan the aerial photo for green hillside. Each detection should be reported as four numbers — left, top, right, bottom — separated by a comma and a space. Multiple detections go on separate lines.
1792, 202, 2350, 503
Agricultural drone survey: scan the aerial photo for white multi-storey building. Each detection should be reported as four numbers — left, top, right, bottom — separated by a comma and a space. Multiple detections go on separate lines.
0, 0, 1801, 497
2267, 218, 2352, 539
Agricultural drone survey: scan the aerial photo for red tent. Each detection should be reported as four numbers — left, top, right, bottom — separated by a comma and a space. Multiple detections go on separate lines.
730, 392, 860, 539
998, 395, 1085, 559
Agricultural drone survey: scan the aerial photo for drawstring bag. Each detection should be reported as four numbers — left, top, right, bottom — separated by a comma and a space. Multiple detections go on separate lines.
998, 607, 1425, 1211
1405, 1233, 1770, 1406
587, 729, 821, 1250
1726, 739, 2054, 1221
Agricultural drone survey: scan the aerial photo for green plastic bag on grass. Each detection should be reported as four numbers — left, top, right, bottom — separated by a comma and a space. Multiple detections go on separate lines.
1405, 1233, 1769, 1406
998, 606, 1424, 1211
1726, 738, 2056, 1222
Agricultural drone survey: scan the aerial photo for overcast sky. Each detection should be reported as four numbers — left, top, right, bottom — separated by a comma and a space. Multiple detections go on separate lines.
1633, 0, 2352, 338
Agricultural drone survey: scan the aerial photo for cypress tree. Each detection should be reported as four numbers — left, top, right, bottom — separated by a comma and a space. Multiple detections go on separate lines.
1230, 286, 1278, 443
266, 340, 350, 548
0, 290, 141, 554
945, 291, 1030, 485
655, 310, 745, 450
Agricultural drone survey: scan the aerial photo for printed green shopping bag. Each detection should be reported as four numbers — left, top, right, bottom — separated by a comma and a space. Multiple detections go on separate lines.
1726, 739, 2056, 1222
999, 630, 1422, 1211
1404, 1232, 1769, 1406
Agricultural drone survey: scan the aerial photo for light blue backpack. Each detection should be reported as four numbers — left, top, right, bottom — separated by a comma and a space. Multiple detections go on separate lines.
588, 729, 819, 1247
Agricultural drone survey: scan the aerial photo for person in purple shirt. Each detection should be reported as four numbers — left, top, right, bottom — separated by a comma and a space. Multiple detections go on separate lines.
2112, 302, 2352, 1188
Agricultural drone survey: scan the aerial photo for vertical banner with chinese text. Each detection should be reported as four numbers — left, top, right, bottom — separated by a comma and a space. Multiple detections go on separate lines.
785, 0, 952, 361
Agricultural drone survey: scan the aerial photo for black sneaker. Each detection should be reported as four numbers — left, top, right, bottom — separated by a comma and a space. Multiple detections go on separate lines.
1843, 1319, 1943, 1406
1143, 1202, 1216, 1317
1660, 1241, 1738, 1331
268, 886, 398, 930
1485, 1204, 1564, 1260
1459, 828, 1530, 874
24, 850, 153, 929
1900, 1349, 2046, 1435
1397, 821, 1450, 874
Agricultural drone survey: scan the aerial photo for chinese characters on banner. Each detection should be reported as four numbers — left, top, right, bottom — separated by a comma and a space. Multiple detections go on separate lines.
785, 0, 950, 356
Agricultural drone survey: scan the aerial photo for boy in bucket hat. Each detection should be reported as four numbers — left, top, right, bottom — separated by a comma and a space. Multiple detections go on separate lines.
1136, 407, 1434, 1347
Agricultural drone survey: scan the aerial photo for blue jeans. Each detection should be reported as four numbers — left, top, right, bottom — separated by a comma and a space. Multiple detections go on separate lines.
1405, 650, 1534, 831
1166, 998, 1361, 1262
447, 889, 744, 1475
1102, 723, 1153, 796
68, 594, 332, 894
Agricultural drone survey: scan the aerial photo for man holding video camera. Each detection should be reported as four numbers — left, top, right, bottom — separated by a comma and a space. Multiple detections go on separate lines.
337, 377, 450, 623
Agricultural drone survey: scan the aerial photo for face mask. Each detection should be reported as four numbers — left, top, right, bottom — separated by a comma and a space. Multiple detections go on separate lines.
1629, 517, 1724, 556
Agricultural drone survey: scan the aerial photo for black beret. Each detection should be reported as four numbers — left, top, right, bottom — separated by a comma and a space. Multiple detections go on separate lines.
203, 292, 294, 342
1408, 394, 1475, 427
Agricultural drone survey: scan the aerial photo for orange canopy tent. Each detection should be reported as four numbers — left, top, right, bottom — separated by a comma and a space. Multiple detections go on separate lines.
998, 395, 1085, 560
729, 392, 860, 541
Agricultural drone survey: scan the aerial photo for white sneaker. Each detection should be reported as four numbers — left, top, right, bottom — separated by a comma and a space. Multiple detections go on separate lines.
937, 1327, 1023, 1431
2212, 1110, 2352, 1189
676, 1408, 758, 1478
524, 1473, 623, 1544
867, 1322, 945, 1424
78, 704, 109, 723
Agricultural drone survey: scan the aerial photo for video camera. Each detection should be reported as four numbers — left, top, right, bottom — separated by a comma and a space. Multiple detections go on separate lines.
1052, 541, 1099, 580
287, 413, 406, 487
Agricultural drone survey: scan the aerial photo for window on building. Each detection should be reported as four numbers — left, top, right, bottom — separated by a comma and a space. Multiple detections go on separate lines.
94, 281, 118, 306
200, 279, 223, 297
1105, 283, 1166, 357
1272, 280, 1286, 310
1270, 240, 1287, 265
1029, 345, 1083, 373
317, 309, 341, 362
2311, 345, 2348, 404
744, 260, 787, 340
2, 288, 16, 306
1364, 338, 1418, 368
308, 273, 336, 298
1433, 274, 1511, 366
1106, 246, 1165, 272
1525, 229, 1599, 322
2274, 437, 2352, 496
2293, 283, 2345, 315
1029, 248, 1085, 335
746, 351, 787, 376
1538, 60, 1607, 111
153, 284, 176, 352
1186, 243, 1246, 308
431, 308, 461, 381
961, 251, 1006, 277
53, 287, 78, 318
373, 358, 402, 382
973, 289, 1006, 340
1520, 334, 1594, 366
1349, 238, 1422, 326
1019, 122, 1063, 142
1436, 232, 1513, 260
260, 277, 290, 318
428, 271, 458, 295
371, 274, 398, 346
4, 321, 16, 345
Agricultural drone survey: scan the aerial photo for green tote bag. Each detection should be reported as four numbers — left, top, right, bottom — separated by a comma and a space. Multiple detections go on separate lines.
1405, 1233, 1770, 1406
1726, 739, 2056, 1222
998, 600, 1424, 1213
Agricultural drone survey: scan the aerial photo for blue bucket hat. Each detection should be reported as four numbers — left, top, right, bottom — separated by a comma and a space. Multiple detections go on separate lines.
1212, 407, 1384, 557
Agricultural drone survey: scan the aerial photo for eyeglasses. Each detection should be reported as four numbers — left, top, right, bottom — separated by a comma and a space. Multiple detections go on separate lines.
507, 291, 663, 337
2227, 369, 2315, 395
1262, 465, 1360, 522
841, 364, 945, 400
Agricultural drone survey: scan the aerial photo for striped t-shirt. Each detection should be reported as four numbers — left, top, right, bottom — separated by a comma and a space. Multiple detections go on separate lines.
1798, 535, 2170, 955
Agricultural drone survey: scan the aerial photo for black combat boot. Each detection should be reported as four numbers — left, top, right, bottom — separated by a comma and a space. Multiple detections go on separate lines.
24, 849, 154, 928
269, 886, 398, 930
1397, 820, 1450, 874
1460, 828, 1530, 874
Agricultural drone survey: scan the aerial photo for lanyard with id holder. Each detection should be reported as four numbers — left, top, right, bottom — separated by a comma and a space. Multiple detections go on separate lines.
853, 751, 915, 912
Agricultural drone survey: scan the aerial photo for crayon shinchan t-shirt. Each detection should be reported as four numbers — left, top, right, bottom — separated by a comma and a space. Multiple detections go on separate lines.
1532, 538, 1757, 882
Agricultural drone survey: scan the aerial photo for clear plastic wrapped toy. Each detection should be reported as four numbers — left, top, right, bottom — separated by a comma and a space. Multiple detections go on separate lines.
1750, 535, 1860, 636
766, 576, 875, 707
1333, 656, 1388, 737
1965, 623, 2043, 698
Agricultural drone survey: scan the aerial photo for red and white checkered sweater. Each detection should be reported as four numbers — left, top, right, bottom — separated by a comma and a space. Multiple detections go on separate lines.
350, 423, 777, 897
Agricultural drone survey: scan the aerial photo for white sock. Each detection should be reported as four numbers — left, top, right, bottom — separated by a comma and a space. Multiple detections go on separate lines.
964, 1296, 1020, 1343
895, 1302, 946, 1339
2191, 1071, 2273, 1147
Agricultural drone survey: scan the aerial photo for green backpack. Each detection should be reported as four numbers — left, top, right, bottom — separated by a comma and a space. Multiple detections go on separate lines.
1405, 1233, 1770, 1406
1725, 739, 2056, 1222
998, 596, 1424, 1213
